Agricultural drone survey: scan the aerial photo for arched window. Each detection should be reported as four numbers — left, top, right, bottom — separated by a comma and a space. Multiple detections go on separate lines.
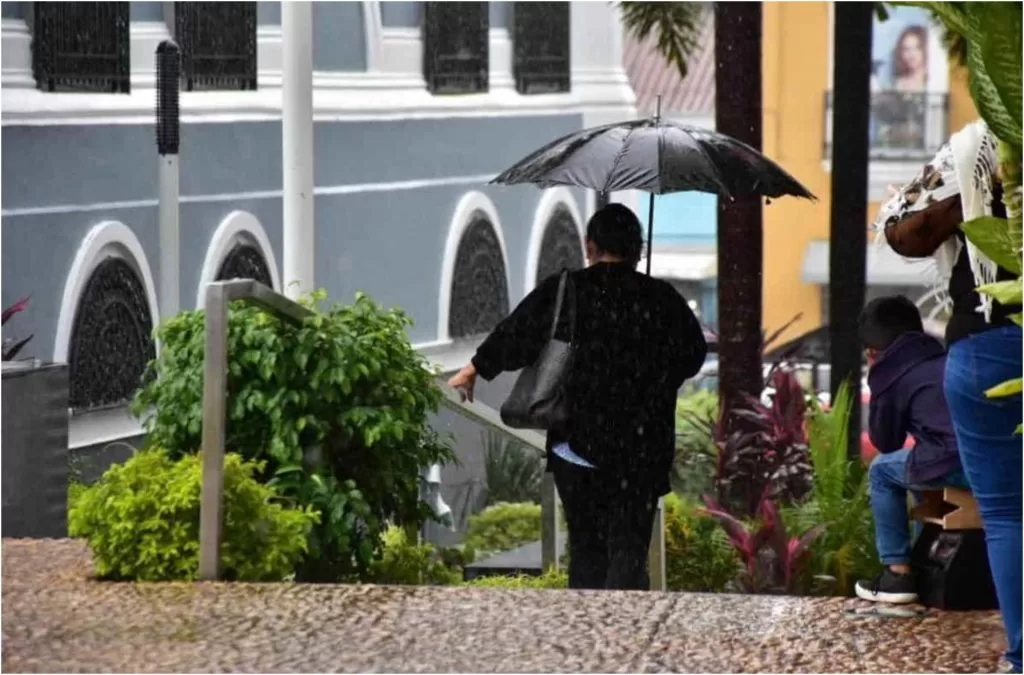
216, 241, 273, 287
536, 205, 585, 285
448, 215, 510, 339
68, 257, 156, 412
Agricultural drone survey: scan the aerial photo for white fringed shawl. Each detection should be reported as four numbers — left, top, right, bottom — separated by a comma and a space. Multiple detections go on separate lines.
872, 120, 1001, 321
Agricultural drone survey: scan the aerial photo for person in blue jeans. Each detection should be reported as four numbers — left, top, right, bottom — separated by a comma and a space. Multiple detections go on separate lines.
854, 296, 968, 605
945, 325, 1022, 672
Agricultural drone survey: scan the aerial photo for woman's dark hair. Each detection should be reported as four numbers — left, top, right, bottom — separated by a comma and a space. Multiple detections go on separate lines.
858, 295, 924, 350
586, 203, 644, 263
892, 25, 928, 79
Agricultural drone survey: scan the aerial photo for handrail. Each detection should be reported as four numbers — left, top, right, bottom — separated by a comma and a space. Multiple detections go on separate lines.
197, 280, 663, 588
198, 280, 313, 580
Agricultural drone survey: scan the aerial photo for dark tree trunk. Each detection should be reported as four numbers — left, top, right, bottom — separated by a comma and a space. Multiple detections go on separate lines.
714, 2, 763, 426
828, 3, 873, 457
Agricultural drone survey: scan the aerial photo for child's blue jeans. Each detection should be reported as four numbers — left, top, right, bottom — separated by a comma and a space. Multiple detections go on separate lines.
868, 449, 968, 566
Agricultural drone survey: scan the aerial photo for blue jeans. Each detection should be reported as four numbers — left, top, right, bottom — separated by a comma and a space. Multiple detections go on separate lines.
945, 325, 1023, 673
869, 449, 969, 566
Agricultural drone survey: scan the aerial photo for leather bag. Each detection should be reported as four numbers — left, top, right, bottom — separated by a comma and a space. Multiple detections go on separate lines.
499, 269, 575, 430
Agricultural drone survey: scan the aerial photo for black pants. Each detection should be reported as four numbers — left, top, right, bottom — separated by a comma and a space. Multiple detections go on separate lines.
551, 455, 659, 590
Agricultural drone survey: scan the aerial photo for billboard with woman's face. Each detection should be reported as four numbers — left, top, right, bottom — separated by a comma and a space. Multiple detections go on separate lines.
869, 7, 946, 155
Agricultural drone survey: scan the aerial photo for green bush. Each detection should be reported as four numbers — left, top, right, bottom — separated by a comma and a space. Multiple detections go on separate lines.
68, 450, 318, 581
464, 502, 541, 557
368, 525, 462, 586
664, 493, 740, 592
463, 570, 568, 589
674, 390, 719, 499
784, 384, 880, 596
132, 291, 453, 582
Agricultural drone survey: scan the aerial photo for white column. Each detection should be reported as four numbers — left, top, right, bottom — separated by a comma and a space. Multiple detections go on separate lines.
570, 1, 639, 215
158, 154, 180, 319
282, 0, 315, 300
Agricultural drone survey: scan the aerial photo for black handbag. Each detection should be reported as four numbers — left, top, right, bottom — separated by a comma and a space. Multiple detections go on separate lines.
500, 269, 575, 430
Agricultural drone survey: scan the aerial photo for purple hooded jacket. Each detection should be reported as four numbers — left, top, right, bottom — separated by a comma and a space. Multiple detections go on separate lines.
867, 332, 962, 484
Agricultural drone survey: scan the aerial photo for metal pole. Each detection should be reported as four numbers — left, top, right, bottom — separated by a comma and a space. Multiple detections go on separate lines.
540, 472, 559, 573
645, 94, 661, 276
156, 40, 181, 319
282, 0, 315, 300
198, 283, 228, 580
648, 498, 666, 590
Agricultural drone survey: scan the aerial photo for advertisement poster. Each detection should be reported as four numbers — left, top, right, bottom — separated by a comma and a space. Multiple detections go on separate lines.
869, 7, 938, 152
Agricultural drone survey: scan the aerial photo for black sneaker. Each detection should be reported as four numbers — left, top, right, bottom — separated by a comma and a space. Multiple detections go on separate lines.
855, 569, 918, 604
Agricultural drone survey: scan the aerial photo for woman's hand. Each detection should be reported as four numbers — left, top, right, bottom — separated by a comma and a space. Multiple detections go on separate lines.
448, 363, 478, 403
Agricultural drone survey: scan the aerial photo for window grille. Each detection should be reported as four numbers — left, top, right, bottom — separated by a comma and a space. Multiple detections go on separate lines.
31, 2, 130, 93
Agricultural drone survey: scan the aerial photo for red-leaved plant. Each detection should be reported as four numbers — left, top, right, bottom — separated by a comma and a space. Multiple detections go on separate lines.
700, 490, 823, 594
2, 296, 33, 361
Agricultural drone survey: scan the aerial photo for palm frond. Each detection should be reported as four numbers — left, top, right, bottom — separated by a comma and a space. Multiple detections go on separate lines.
619, 2, 707, 79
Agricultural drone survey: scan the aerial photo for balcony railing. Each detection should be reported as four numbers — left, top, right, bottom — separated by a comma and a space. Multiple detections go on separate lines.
823, 91, 949, 161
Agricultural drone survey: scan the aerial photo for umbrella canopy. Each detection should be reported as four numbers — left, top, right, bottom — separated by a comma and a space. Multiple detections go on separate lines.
491, 118, 815, 200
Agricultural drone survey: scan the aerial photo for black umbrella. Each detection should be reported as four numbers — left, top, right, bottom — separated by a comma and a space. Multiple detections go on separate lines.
491, 99, 815, 275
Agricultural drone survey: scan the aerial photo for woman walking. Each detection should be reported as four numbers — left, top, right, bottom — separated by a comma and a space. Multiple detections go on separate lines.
448, 204, 707, 590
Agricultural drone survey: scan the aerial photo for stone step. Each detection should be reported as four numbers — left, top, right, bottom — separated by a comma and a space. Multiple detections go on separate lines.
463, 538, 567, 581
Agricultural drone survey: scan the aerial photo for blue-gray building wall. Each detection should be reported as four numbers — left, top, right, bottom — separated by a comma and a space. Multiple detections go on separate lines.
1, 113, 584, 355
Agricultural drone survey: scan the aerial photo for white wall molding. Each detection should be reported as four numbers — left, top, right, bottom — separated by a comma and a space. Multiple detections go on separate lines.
437, 191, 512, 344
54, 220, 160, 364
1, 172, 502, 218
524, 187, 586, 294
196, 210, 282, 308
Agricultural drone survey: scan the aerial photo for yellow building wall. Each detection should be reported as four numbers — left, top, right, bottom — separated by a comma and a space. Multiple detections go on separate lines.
761, 2, 831, 343
760, 3, 976, 345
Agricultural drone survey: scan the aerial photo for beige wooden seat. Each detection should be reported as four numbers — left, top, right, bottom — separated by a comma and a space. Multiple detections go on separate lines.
911, 488, 983, 530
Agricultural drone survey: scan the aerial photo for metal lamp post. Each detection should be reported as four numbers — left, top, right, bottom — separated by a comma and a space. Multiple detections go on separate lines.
156, 40, 181, 320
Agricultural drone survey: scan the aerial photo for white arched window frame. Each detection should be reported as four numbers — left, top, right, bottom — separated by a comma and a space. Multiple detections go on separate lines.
196, 210, 282, 309
524, 187, 586, 295
54, 220, 160, 364
436, 190, 512, 344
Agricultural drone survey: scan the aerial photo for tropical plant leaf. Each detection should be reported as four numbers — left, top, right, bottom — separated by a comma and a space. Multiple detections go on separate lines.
974, 2, 1023, 140
961, 217, 1023, 275
1, 296, 30, 325
1016, 423, 1022, 435
1009, 312, 1023, 327
985, 377, 1023, 399
977, 279, 1023, 306
619, 2, 706, 81
2, 334, 34, 361
966, 38, 1023, 148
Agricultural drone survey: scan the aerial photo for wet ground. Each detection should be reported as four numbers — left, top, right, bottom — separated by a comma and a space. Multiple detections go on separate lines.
2, 539, 1006, 673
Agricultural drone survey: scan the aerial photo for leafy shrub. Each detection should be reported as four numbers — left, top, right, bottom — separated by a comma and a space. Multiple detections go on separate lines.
674, 391, 719, 499
69, 450, 318, 581
784, 383, 880, 596
483, 431, 543, 506
664, 493, 739, 592
2, 295, 33, 360
463, 570, 568, 589
717, 368, 814, 517
368, 525, 462, 586
132, 291, 453, 581
701, 492, 822, 595
464, 502, 541, 557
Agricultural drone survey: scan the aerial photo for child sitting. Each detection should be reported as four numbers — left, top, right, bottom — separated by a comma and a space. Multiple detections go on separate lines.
855, 296, 968, 604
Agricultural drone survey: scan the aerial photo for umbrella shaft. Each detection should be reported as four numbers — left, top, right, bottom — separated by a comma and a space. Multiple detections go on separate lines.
646, 193, 655, 276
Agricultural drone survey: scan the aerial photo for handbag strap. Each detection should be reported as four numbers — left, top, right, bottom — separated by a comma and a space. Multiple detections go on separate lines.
549, 268, 576, 341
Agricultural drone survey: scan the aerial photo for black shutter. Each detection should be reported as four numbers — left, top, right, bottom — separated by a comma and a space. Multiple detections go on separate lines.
31, 2, 130, 93
513, 2, 570, 95
175, 2, 257, 91
423, 2, 489, 94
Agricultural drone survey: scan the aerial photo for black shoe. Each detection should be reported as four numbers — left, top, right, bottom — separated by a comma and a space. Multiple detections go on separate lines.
855, 568, 918, 604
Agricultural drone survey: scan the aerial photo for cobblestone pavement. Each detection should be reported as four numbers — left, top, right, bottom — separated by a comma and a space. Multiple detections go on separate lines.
2, 539, 1007, 673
